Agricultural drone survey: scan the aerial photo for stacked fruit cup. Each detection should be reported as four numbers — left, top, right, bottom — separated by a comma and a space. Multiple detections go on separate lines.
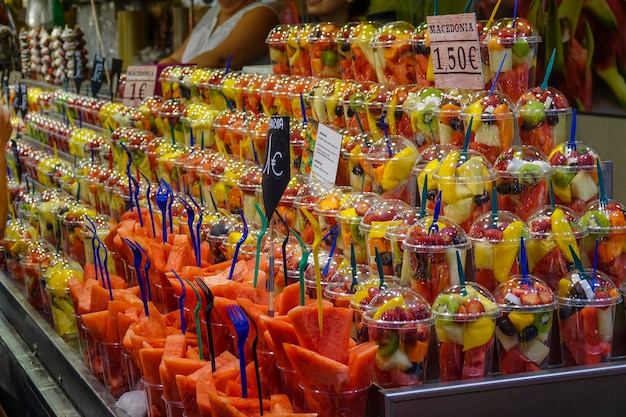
303, 249, 343, 299
484, 17, 542, 101
433, 149, 497, 232
204, 69, 229, 111
156, 143, 186, 194
526, 205, 587, 292
19, 240, 55, 309
461, 89, 516, 164
314, 186, 350, 254
385, 208, 423, 278
413, 22, 434, 87
413, 143, 458, 211
371, 21, 418, 85
517, 86, 572, 157
468, 210, 528, 293
557, 269, 621, 366
363, 287, 434, 387
237, 164, 263, 226
3, 219, 38, 281
325, 80, 353, 130
350, 276, 400, 344
436, 89, 472, 148
43, 257, 83, 340
307, 22, 341, 79
266, 24, 291, 75
346, 21, 379, 83
286, 76, 319, 119
548, 140, 603, 215
400, 214, 470, 305
323, 263, 373, 309
432, 282, 501, 381
366, 135, 419, 205
364, 83, 394, 141
580, 199, 626, 289
335, 22, 358, 81
80, 214, 119, 276
336, 192, 383, 266
492, 274, 556, 374
204, 214, 239, 265
180, 102, 220, 150
293, 178, 329, 246
406, 86, 442, 151
308, 78, 335, 125
340, 81, 374, 135
37, 194, 73, 247
384, 84, 420, 146
494, 145, 553, 221
286, 24, 313, 77
180, 149, 210, 199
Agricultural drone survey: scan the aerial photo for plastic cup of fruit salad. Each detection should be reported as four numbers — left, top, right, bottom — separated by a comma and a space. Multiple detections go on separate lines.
432, 282, 501, 381
406, 86, 442, 151
80, 214, 117, 274
360, 199, 411, 276
433, 149, 497, 232
468, 210, 527, 292
314, 186, 351, 254
436, 89, 472, 147
400, 215, 470, 304
350, 276, 400, 344
307, 22, 341, 79
323, 263, 373, 309
557, 269, 621, 366
293, 178, 330, 246
237, 164, 263, 227
548, 140, 604, 215
286, 24, 314, 77
414, 22, 435, 87
364, 83, 394, 141
303, 249, 342, 299
385, 208, 424, 278
580, 199, 626, 289
44, 259, 83, 340
348, 21, 380, 83
266, 24, 291, 75
362, 287, 434, 387
340, 81, 374, 135
485, 17, 542, 101
494, 145, 553, 221
204, 214, 238, 265
413, 143, 458, 213
526, 205, 587, 291
366, 135, 419, 205
181, 102, 220, 150
336, 22, 359, 81
517, 86, 572, 156
336, 192, 383, 266
461, 89, 516, 164
18, 240, 55, 309
371, 21, 418, 85
341, 132, 372, 192
492, 274, 556, 374
383, 84, 419, 141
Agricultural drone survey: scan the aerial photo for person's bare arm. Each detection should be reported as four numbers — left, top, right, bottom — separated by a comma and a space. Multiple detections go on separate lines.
0, 107, 12, 238
158, 33, 192, 64
188, 5, 279, 69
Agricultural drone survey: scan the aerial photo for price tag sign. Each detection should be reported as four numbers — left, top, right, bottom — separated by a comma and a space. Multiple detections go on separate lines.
19, 83, 27, 117
426, 13, 483, 90
12, 83, 20, 115
90, 54, 105, 97
74, 50, 84, 92
110, 58, 123, 100
311, 123, 342, 185
123, 65, 158, 106
262, 116, 291, 220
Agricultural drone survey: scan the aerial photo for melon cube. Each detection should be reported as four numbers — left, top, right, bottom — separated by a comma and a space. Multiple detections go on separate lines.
474, 123, 500, 146
570, 171, 598, 202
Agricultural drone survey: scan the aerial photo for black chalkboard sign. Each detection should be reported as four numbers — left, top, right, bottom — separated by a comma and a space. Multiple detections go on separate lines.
90, 54, 105, 97
110, 58, 123, 100
74, 50, 83, 93
19, 83, 27, 117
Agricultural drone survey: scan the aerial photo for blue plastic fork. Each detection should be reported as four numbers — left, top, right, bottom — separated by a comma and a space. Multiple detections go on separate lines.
227, 304, 249, 398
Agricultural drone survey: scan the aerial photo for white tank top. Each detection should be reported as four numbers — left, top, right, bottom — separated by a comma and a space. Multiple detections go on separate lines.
181, 2, 274, 63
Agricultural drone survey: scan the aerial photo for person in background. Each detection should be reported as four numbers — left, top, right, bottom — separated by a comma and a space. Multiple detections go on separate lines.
159, 0, 279, 69
305, 0, 370, 26
0, 106, 12, 239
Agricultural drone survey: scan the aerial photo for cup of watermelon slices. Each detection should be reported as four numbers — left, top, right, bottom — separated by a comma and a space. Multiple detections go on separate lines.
468, 211, 528, 292
485, 17, 541, 102
493, 275, 556, 374
494, 145, 553, 221
97, 341, 129, 398
400, 215, 470, 305
142, 379, 166, 417
362, 287, 434, 387
557, 269, 621, 366
432, 282, 501, 381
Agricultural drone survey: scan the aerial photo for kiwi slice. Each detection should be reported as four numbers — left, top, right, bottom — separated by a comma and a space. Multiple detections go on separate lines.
433, 294, 459, 315
351, 222, 366, 246
581, 210, 610, 238
552, 170, 575, 188
377, 331, 400, 356
532, 311, 552, 333
517, 163, 543, 185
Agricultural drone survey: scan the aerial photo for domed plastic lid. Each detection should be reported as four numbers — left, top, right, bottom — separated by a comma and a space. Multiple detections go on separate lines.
581, 199, 626, 235
221, 161, 249, 186
548, 140, 604, 172
205, 214, 239, 243
364, 83, 393, 113
527, 205, 587, 239
181, 102, 214, 123
432, 281, 501, 320
348, 21, 381, 43
341, 133, 371, 159
433, 149, 497, 184
278, 175, 305, 204
158, 98, 184, 118
517, 86, 572, 117
436, 88, 473, 117
265, 24, 290, 45
303, 249, 342, 286
370, 21, 417, 48
386, 208, 425, 240
362, 287, 433, 326
339, 81, 375, 107
313, 186, 350, 217
405, 86, 443, 114
3, 219, 37, 241
336, 192, 383, 224
79, 214, 115, 238
412, 143, 458, 175
461, 89, 516, 121
493, 274, 556, 312
335, 21, 359, 43
557, 269, 621, 307
468, 210, 526, 241
293, 179, 330, 209
494, 145, 552, 179
359, 199, 411, 233
486, 17, 541, 43
59, 203, 98, 224
365, 135, 418, 163
238, 165, 263, 191
306, 22, 340, 43
402, 215, 470, 251
18, 240, 55, 265
350, 275, 400, 312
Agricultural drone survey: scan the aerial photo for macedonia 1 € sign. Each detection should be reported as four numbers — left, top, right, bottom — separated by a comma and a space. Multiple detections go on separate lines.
262, 116, 291, 219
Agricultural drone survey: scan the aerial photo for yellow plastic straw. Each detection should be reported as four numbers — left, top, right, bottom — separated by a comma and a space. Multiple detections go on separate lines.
300, 207, 323, 331
486, 0, 502, 28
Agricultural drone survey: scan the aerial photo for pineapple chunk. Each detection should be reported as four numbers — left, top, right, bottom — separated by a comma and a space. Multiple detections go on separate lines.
570, 171, 598, 202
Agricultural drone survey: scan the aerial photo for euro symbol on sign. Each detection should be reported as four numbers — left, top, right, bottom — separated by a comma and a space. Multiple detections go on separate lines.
263, 132, 284, 177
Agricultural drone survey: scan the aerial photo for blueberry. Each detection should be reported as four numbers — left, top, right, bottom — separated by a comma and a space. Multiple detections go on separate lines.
356, 325, 369, 344
427, 189, 438, 200
510, 182, 524, 195
376, 119, 385, 131
352, 164, 364, 176
496, 182, 511, 195
210, 223, 228, 236
414, 44, 429, 55
521, 121, 535, 131
452, 234, 467, 245
474, 191, 490, 206
340, 43, 350, 52
293, 157, 302, 169
334, 105, 344, 117
347, 108, 355, 118
395, 109, 403, 121
546, 114, 559, 126
497, 316, 516, 336
449, 118, 463, 132
519, 325, 539, 342
406, 362, 424, 377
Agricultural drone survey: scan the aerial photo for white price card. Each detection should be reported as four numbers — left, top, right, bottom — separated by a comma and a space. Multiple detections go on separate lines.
311, 123, 342, 185
426, 13, 484, 90
123, 65, 158, 106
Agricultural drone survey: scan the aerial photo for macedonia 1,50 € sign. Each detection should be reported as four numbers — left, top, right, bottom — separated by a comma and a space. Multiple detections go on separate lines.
426, 13, 483, 90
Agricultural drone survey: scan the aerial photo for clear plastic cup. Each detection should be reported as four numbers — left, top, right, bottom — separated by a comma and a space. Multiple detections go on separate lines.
336, 22, 358, 81
307, 22, 341, 78
286, 24, 314, 77
336, 192, 383, 266
433, 149, 497, 231
557, 269, 621, 366
406, 86, 442, 150
47, 287, 78, 340
485, 17, 541, 101
548, 140, 604, 215
371, 21, 418, 85
413, 22, 435, 87
461, 89, 516, 163
360, 199, 411, 276
363, 287, 434, 387
3, 219, 38, 280
494, 145, 553, 221
364, 83, 394, 140
413, 143, 458, 211
181, 102, 220, 150
385, 208, 424, 278
323, 264, 373, 309
266, 24, 291, 75
580, 199, 626, 289
314, 186, 350, 254
436, 89, 472, 147
293, 178, 330, 246
468, 210, 527, 292
493, 274, 556, 374
324, 80, 353, 130
301, 384, 370, 417
341, 132, 373, 192
526, 205, 587, 291
97, 341, 129, 398
349, 21, 381, 82
401, 215, 470, 304
383, 84, 419, 144
366, 135, 419, 205
432, 282, 501, 381
517, 86, 572, 156
340, 81, 375, 135
238, 164, 263, 226
142, 380, 166, 417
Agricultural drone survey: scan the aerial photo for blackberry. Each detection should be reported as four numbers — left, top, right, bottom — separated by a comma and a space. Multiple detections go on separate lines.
510, 182, 524, 195
334, 105, 344, 117
427, 189, 438, 200
519, 325, 539, 343
449, 118, 463, 132
474, 191, 490, 206
546, 114, 559, 126
496, 316, 516, 336
496, 182, 511, 195
347, 108, 355, 118
352, 164, 364, 176
379, 251, 392, 266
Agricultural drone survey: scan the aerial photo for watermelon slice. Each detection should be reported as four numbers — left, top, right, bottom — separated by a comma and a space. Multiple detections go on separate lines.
283, 343, 350, 394
499, 348, 542, 375
162, 357, 205, 402
262, 317, 299, 369
206, 392, 242, 417
81, 310, 109, 342
439, 342, 463, 382
269, 394, 293, 413
175, 363, 212, 417
346, 342, 378, 390
139, 347, 165, 385
287, 306, 353, 364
